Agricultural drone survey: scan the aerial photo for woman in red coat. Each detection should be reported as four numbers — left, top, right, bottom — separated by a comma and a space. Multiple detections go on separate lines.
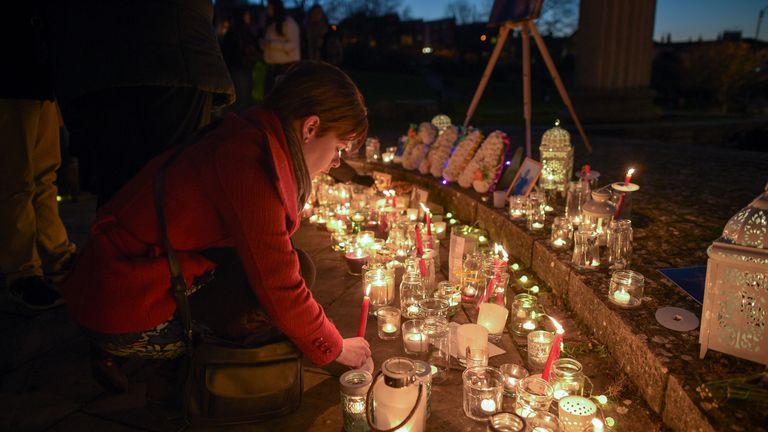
62, 61, 371, 390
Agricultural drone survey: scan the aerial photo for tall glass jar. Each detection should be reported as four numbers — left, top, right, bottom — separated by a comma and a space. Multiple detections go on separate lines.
340, 370, 373, 432
423, 317, 450, 384
433, 281, 461, 317
400, 272, 427, 319
364, 265, 395, 314
572, 228, 600, 270
565, 180, 590, 226
510, 293, 539, 336
460, 252, 485, 303
606, 219, 633, 270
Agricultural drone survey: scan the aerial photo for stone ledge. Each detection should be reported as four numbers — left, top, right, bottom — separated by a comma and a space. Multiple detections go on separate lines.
352, 160, 767, 432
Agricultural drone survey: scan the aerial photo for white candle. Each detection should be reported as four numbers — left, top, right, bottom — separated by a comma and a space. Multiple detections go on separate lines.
464, 286, 477, 297
480, 399, 496, 413
406, 208, 419, 221
407, 304, 420, 316
531, 222, 544, 229
478, 303, 509, 334
404, 333, 427, 353
522, 321, 536, 331
552, 238, 566, 247
613, 289, 631, 305
382, 323, 397, 334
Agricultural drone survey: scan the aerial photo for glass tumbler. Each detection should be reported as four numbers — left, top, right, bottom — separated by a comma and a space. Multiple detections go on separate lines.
339, 370, 373, 432
433, 281, 461, 317
526, 194, 546, 230
365, 266, 395, 313
550, 358, 592, 400
400, 272, 427, 319
571, 228, 600, 270
508, 195, 527, 220
462, 366, 504, 421
487, 412, 526, 432
499, 363, 529, 398
527, 330, 553, 371
423, 317, 450, 384
417, 298, 449, 319
550, 216, 573, 249
402, 319, 428, 355
376, 306, 401, 340
510, 293, 539, 336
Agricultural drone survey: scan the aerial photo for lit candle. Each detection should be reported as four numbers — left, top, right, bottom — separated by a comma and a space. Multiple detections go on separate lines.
613, 289, 631, 305
406, 304, 420, 316
522, 321, 536, 331
480, 399, 497, 413
420, 203, 431, 235
344, 248, 368, 275
464, 285, 477, 297
382, 323, 397, 334
357, 285, 371, 337
403, 333, 427, 353
552, 238, 566, 247
531, 222, 544, 229
624, 168, 635, 186
542, 318, 565, 381
406, 208, 419, 221
591, 418, 605, 432
478, 302, 509, 334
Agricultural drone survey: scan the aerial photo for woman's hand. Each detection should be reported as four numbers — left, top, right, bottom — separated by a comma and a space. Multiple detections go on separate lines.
336, 337, 372, 370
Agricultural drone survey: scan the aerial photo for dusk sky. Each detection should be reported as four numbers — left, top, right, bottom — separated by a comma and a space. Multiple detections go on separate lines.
405, 0, 768, 42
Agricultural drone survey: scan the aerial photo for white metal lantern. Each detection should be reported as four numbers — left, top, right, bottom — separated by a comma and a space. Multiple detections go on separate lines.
539, 120, 574, 193
581, 190, 615, 246
700, 184, 768, 365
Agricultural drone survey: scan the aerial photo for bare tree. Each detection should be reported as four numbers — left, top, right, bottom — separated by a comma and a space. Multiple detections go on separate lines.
320, 0, 402, 23
536, 0, 579, 37
445, 0, 484, 24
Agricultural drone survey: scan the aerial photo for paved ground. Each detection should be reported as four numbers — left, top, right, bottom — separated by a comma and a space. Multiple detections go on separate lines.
1, 132, 765, 431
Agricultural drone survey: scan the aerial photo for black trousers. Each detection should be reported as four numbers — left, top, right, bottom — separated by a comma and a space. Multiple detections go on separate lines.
60, 86, 212, 206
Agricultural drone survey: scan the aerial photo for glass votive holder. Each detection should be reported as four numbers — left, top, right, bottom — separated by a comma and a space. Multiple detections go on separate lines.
339, 369, 373, 432
514, 376, 554, 418
433, 281, 461, 317
376, 306, 401, 340
508, 196, 527, 220
356, 230, 376, 249
526, 330, 553, 371
457, 323, 489, 367
510, 293, 539, 336
525, 409, 563, 431
417, 298, 449, 319
466, 346, 489, 368
402, 319, 428, 355
526, 195, 546, 230
608, 269, 644, 308
423, 317, 450, 384
558, 396, 597, 432
499, 363, 529, 398
462, 366, 504, 421
365, 266, 395, 312
406, 208, 419, 222
344, 249, 369, 276
550, 216, 573, 249
571, 228, 600, 270
487, 412, 526, 432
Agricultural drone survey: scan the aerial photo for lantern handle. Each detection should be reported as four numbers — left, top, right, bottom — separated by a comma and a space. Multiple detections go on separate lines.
365, 370, 424, 432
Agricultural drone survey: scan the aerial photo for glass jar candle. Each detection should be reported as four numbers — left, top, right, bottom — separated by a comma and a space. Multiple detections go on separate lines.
550, 216, 573, 249
406, 208, 419, 222
376, 306, 401, 340
571, 228, 600, 270
526, 194, 546, 230
456, 323, 489, 367
487, 412, 526, 432
423, 317, 450, 384
550, 358, 592, 400
339, 369, 373, 432
526, 330, 553, 371
365, 266, 395, 313
462, 366, 504, 421
499, 363, 529, 398
565, 180, 590, 226
508, 195, 527, 220
511, 293, 539, 336
400, 272, 427, 319
514, 376, 554, 418
460, 253, 485, 302
402, 319, 428, 355
413, 360, 433, 418
608, 270, 644, 308
433, 281, 461, 317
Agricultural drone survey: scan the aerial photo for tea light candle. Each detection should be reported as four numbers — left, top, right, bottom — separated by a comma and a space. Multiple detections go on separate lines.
407, 304, 420, 316
344, 248, 368, 275
531, 222, 544, 230
463, 285, 477, 297
406, 208, 419, 221
523, 320, 537, 331
356, 231, 375, 249
480, 399, 497, 413
612, 289, 631, 305
552, 238, 566, 247
382, 323, 397, 334
404, 333, 426, 352
433, 221, 446, 239
376, 306, 401, 340
402, 320, 428, 354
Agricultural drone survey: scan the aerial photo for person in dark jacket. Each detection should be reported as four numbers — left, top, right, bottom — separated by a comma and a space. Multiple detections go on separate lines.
221, 6, 260, 113
44, 0, 235, 206
0, 4, 76, 309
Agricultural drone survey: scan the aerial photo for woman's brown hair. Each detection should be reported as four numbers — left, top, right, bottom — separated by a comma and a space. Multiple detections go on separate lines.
264, 61, 368, 207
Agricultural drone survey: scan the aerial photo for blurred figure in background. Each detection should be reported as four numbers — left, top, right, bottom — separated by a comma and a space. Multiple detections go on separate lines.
260, 0, 300, 93
44, 0, 235, 207
221, 6, 260, 113
0, 4, 76, 310
304, 4, 328, 61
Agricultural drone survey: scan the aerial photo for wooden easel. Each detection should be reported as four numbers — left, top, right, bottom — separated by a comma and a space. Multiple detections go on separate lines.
463, 19, 593, 157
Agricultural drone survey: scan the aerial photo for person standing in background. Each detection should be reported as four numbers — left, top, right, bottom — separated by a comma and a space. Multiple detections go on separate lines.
304, 4, 328, 61
221, 6, 260, 113
260, 0, 300, 93
0, 4, 76, 310
44, 0, 235, 207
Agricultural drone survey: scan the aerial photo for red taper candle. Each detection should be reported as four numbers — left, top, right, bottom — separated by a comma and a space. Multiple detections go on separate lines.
542, 320, 565, 381
357, 284, 371, 337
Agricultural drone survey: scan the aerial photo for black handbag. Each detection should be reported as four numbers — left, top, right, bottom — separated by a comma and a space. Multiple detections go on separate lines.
153, 141, 303, 426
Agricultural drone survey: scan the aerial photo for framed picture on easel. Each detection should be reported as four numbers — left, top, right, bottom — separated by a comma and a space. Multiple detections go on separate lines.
488, 0, 543, 25
506, 157, 542, 197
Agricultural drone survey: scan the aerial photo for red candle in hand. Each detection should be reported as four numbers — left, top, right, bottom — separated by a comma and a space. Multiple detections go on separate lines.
542, 321, 565, 381
357, 284, 371, 337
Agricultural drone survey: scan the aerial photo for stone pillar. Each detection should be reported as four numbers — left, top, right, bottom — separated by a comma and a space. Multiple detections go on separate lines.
573, 0, 659, 122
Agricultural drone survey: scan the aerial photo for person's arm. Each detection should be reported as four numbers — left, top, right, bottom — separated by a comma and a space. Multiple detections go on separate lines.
266, 18, 299, 55
209, 135, 343, 365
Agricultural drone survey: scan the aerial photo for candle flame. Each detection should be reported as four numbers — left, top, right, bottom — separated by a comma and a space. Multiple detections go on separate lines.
419, 202, 430, 214
356, 247, 364, 257
626, 168, 635, 177
365, 284, 371, 296
591, 418, 604, 431
549, 316, 565, 334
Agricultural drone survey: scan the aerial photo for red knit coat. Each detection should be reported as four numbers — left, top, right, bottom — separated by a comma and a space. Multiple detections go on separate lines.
62, 108, 343, 365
